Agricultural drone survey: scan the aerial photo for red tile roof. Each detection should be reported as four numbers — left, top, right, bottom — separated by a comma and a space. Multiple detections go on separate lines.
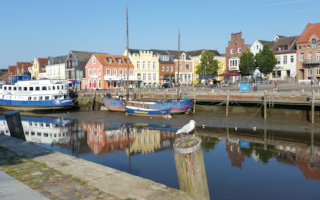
38, 58, 48, 66
297, 22, 320, 43
94, 53, 133, 67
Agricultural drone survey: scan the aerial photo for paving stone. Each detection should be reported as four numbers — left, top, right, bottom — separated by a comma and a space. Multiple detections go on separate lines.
58, 190, 76, 199
9, 165, 18, 168
66, 182, 80, 187
77, 187, 93, 197
43, 170, 53, 173
48, 185, 65, 193
40, 191, 56, 199
31, 171, 43, 176
67, 196, 82, 200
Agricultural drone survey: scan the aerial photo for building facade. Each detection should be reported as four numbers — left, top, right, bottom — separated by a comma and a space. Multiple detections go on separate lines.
167, 50, 193, 85
297, 22, 320, 81
151, 49, 175, 84
16, 62, 32, 76
84, 53, 135, 90
225, 32, 249, 82
32, 57, 48, 80
271, 36, 299, 81
124, 49, 159, 87
46, 55, 68, 80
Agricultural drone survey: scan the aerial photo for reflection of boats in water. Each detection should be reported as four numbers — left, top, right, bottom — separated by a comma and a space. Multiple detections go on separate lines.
125, 106, 172, 118
0, 115, 73, 144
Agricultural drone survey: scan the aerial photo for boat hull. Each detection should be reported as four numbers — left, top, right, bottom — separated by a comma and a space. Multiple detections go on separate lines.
0, 99, 74, 111
103, 97, 193, 114
125, 106, 172, 118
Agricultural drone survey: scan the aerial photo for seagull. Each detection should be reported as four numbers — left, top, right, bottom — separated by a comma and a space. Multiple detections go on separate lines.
150, 117, 152, 119
176, 120, 196, 135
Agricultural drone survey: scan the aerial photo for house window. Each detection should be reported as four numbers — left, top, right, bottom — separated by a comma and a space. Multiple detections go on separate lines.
308, 52, 312, 59
300, 53, 304, 61
170, 66, 173, 71
179, 63, 182, 70
98, 69, 101, 75
303, 46, 306, 49
312, 39, 317, 49
137, 73, 141, 80
153, 73, 157, 81
166, 66, 169, 72
284, 45, 288, 50
92, 57, 96, 64
108, 57, 112, 63
283, 56, 287, 64
277, 56, 281, 64
148, 73, 151, 81
221, 63, 224, 70
299, 46, 301, 49
256, 45, 258, 50
307, 45, 310, 49
148, 62, 151, 70
291, 55, 294, 63
162, 66, 164, 72
238, 48, 241, 53
125, 69, 127, 75
143, 73, 146, 81
119, 69, 123, 76
137, 61, 140, 70
317, 52, 320, 59
317, 66, 320, 75
93, 69, 96, 75
153, 62, 156, 70
113, 69, 117, 75
186, 64, 190, 70
130, 69, 133, 75
231, 49, 234, 54
278, 46, 282, 51
98, 79, 101, 88
308, 67, 312, 75
88, 69, 91, 76
106, 69, 111, 75
143, 61, 146, 69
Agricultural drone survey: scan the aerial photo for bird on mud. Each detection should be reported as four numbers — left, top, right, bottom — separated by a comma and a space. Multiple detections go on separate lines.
176, 120, 197, 135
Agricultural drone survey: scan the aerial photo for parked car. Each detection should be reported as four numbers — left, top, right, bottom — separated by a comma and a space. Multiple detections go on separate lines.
159, 83, 170, 89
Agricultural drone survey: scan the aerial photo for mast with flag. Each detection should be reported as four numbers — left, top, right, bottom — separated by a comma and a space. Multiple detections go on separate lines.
126, 5, 130, 99
177, 30, 180, 101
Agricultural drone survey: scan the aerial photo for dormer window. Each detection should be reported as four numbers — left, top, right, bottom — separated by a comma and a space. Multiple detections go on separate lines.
278, 46, 282, 51
284, 45, 288, 50
117, 58, 121, 64
107, 58, 112, 63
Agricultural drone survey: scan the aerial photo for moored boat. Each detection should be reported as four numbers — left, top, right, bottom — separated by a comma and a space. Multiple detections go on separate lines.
0, 80, 74, 111
125, 106, 172, 118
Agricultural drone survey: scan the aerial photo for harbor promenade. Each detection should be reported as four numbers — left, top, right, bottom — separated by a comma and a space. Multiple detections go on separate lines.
0, 134, 200, 200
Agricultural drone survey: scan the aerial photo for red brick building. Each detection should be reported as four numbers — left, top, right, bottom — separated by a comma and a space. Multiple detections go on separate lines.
297, 22, 320, 81
225, 32, 249, 82
16, 62, 32, 75
151, 49, 176, 84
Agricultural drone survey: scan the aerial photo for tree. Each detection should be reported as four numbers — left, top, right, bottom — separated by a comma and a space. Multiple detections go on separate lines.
239, 49, 256, 76
164, 74, 169, 78
256, 44, 277, 78
196, 50, 219, 77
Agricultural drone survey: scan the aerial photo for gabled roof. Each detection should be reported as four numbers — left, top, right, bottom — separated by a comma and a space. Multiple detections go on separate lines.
94, 53, 133, 67
167, 50, 191, 60
258, 40, 276, 49
297, 22, 320, 43
17, 62, 32, 68
71, 51, 96, 62
272, 36, 299, 54
128, 49, 154, 56
187, 49, 221, 57
151, 49, 175, 64
48, 55, 68, 65
37, 58, 48, 67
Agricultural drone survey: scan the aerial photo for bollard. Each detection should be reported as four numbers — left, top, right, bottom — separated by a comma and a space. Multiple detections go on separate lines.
4, 110, 25, 141
174, 137, 210, 200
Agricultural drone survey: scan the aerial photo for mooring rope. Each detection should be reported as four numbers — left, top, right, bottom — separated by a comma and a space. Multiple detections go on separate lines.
250, 103, 264, 117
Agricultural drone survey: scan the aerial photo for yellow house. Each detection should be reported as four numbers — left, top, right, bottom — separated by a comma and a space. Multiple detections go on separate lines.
124, 49, 160, 86
32, 57, 48, 80
187, 50, 226, 83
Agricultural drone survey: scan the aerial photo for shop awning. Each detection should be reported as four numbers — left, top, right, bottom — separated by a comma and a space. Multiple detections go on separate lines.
214, 72, 242, 77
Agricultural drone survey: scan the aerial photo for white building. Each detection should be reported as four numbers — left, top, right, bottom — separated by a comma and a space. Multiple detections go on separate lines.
45, 55, 68, 80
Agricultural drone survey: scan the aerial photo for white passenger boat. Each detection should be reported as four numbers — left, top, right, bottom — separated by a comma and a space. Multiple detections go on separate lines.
0, 80, 73, 110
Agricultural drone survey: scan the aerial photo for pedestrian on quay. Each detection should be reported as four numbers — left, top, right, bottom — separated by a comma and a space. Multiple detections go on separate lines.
274, 80, 277, 90
130, 84, 132, 92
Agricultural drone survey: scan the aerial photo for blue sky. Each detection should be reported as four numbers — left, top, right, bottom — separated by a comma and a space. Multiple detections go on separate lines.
0, 0, 319, 68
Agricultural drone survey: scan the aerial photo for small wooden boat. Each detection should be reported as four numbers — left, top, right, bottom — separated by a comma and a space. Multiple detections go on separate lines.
125, 106, 172, 118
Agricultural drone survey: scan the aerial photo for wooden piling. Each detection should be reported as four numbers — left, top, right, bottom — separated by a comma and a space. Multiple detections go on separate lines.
264, 91, 267, 119
193, 88, 196, 114
174, 137, 210, 200
226, 90, 229, 116
312, 90, 315, 123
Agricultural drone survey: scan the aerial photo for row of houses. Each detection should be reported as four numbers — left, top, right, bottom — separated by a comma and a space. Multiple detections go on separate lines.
1, 22, 319, 89
225, 22, 320, 82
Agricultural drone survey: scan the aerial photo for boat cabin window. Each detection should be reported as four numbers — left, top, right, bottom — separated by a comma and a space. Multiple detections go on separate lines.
52, 86, 55, 90
39, 96, 43, 100
13, 87, 17, 91
57, 85, 60, 90
28, 97, 31, 101
24, 87, 28, 91
35, 87, 40, 91
25, 131, 29, 135
45, 96, 49, 100
39, 123, 43, 127
64, 95, 66, 99
8, 87, 12, 90
3, 86, 6, 90
18, 87, 22, 91
61, 85, 64, 90
46, 123, 50, 128
29, 87, 33, 91
48, 86, 51, 90
31, 132, 35, 136
37, 132, 41, 136
43, 133, 48, 137
42, 86, 47, 90
33, 97, 37, 100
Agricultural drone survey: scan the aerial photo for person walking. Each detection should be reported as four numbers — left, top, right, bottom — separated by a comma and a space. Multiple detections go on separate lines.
274, 80, 277, 90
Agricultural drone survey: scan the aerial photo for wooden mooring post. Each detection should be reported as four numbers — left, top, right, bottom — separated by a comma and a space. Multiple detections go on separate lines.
193, 88, 196, 114
226, 90, 229, 116
312, 90, 315, 123
264, 91, 267, 119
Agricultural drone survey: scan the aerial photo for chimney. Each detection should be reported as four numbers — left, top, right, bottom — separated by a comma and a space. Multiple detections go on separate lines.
308, 22, 312, 27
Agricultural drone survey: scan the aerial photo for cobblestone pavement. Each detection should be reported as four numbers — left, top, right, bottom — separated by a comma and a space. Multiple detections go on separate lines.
0, 146, 122, 200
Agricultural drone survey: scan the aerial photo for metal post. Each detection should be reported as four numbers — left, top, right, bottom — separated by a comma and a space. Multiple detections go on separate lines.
226, 90, 229, 116
4, 110, 25, 141
193, 88, 196, 113
312, 90, 315, 123
264, 91, 267, 119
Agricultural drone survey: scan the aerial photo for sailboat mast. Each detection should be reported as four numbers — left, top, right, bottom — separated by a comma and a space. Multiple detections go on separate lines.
177, 30, 180, 101
126, 5, 130, 99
